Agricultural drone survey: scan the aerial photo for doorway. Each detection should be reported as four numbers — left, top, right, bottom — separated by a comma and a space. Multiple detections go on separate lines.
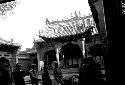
61, 43, 83, 68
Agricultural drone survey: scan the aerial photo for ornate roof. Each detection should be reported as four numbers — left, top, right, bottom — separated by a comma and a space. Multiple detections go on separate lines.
0, 37, 21, 47
39, 14, 98, 41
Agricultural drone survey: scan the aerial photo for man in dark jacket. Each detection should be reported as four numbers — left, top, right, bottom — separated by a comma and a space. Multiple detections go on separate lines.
0, 57, 13, 85
29, 64, 39, 85
42, 65, 52, 85
79, 57, 103, 85
13, 63, 27, 85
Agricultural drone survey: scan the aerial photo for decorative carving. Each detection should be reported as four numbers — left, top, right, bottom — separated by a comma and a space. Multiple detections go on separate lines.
0, 0, 19, 19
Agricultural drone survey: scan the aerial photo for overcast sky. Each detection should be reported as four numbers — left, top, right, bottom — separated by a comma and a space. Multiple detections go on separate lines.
0, 0, 92, 51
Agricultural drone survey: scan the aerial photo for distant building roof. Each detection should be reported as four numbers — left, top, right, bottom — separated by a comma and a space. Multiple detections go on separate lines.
18, 45, 37, 55
27, 45, 37, 54
0, 37, 21, 47
34, 37, 44, 43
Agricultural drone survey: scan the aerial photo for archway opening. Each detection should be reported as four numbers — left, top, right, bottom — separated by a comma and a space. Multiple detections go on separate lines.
44, 50, 56, 69
61, 43, 83, 68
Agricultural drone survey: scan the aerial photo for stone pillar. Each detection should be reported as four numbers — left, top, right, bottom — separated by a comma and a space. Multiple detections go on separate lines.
81, 38, 86, 58
34, 42, 41, 71
11, 49, 18, 72
16, 49, 20, 64
16, 55, 18, 63
55, 44, 61, 66
56, 47, 60, 66
37, 52, 41, 71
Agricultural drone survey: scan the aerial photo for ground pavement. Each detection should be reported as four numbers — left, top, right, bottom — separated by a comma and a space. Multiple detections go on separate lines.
24, 68, 79, 85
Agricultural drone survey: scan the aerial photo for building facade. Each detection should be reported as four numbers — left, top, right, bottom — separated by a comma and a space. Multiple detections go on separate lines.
17, 46, 37, 71
0, 38, 21, 71
34, 14, 100, 72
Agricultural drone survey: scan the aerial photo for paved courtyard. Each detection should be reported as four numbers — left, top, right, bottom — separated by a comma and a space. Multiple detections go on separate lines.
24, 68, 79, 85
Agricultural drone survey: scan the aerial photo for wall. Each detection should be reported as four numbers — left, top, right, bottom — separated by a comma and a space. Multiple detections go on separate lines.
17, 53, 37, 71
0, 48, 19, 72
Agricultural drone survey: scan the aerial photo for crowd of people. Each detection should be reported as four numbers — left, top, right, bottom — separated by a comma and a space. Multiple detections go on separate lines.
0, 55, 105, 85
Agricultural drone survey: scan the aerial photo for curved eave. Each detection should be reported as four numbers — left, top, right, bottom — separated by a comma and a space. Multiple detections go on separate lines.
0, 43, 21, 49
0, 38, 21, 48
39, 27, 93, 43
0, 44, 21, 52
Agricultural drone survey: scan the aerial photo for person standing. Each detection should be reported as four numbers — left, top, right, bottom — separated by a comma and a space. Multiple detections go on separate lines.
79, 56, 104, 85
53, 62, 64, 85
79, 58, 87, 85
41, 65, 52, 85
13, 63, 26, 85
29, 64, 39, 85
0, 57, 13, 85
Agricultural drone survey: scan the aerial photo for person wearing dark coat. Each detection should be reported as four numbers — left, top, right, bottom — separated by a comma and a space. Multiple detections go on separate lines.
29, 64, 39, 85
0, 57, 13, 85
53, 62, 64, 85
13, 63, 27, 85
41, 65, 52, 85
79, 57, 104, 85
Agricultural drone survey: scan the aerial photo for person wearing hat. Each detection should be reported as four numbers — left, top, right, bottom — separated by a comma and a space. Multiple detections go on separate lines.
29, 64, 39, 85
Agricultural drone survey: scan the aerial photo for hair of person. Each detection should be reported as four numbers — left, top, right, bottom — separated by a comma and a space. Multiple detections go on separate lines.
31, 64, 36, 69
